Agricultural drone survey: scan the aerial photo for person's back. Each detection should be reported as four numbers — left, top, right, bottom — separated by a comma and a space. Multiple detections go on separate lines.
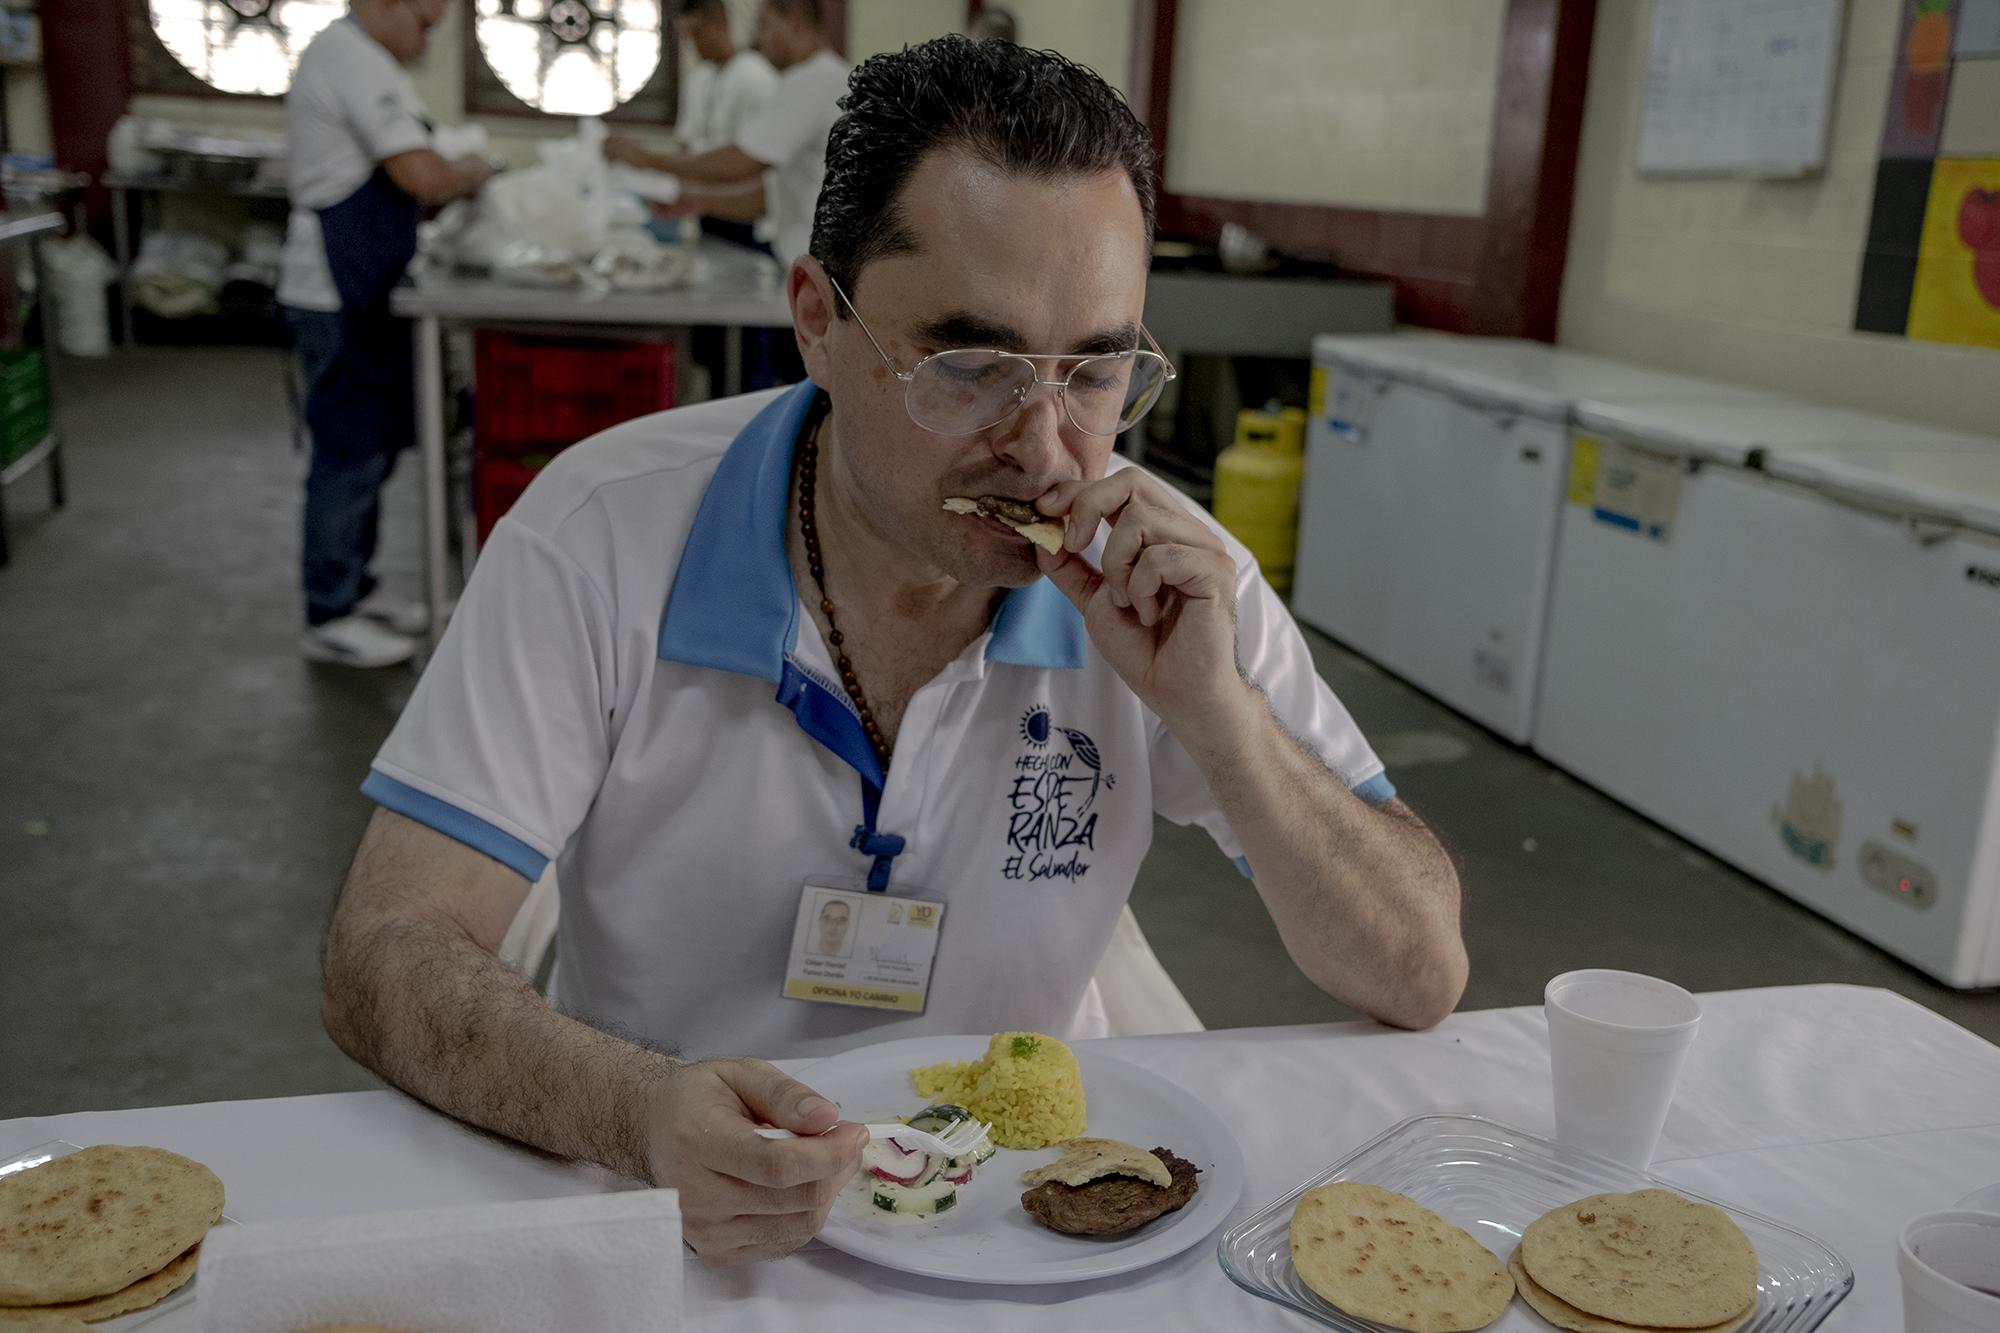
277, 16, 431, 314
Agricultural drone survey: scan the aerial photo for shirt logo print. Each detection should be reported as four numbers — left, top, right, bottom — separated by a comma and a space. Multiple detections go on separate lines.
1003, 706, 1114, 883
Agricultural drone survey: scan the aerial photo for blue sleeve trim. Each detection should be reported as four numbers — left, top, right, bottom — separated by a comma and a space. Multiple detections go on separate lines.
1353, 772, 1397, 807
360, 769, 550, 882
1232, 854, 1254, 880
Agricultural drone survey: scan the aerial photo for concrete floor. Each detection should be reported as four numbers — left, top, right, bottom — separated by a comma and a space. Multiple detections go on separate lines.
2, 348, 1995, 1120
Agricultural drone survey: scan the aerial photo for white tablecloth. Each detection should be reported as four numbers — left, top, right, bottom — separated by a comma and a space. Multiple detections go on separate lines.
5, 984, 1997, 1330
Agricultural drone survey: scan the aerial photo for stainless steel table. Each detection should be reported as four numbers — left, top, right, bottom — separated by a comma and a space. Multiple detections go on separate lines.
390, 241, 795, 648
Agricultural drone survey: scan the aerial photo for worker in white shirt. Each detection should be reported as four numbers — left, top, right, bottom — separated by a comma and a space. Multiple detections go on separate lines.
603, 0, 846, 268
666, 0, 778, 252
278, 0, 491, 668
673, 0, 778, 155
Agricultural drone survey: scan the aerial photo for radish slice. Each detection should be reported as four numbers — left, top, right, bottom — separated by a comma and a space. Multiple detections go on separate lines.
942, 1166, 973, 1185
862, 1143, 925, 1185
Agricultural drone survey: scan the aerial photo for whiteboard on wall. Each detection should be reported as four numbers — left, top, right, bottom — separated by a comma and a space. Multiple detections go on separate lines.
1637, 0, 1847, 178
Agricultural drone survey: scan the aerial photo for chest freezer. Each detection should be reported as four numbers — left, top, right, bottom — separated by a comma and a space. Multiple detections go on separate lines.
1292, 335, 1773, 742
1535, 398, 2000, 986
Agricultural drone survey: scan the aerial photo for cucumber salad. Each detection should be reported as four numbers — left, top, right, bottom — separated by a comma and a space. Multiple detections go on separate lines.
864, 1104, 997, 1216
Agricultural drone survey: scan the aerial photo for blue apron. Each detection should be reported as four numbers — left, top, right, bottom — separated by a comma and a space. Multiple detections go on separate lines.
305, 165, 420, 457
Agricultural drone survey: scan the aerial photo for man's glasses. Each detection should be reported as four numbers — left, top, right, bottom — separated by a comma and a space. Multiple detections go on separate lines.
827, 276, 1176, 438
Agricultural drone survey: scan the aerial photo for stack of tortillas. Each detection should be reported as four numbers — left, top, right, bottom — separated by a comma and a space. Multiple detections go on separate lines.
1289, 1182, 1516, 1332
0, 1145, 223, 1329
1512, 1190, 1759, 1332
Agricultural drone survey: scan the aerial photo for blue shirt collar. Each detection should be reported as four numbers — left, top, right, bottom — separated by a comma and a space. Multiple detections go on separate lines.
658, 380, 1086, 676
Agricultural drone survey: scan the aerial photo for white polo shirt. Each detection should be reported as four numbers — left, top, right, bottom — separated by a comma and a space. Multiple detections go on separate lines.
734, 47, 847, 266
678, 49, 780, 153
277, 17, 433, 313
363, 381, 1393, 1059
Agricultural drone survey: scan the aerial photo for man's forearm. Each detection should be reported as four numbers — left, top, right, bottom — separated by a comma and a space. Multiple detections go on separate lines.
684, 180, 766, 223
323, 909, 674, 1180
1177, 682, 1467, 1028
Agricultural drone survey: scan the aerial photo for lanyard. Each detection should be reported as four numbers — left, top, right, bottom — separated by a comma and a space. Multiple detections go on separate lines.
775, 659, 905, 891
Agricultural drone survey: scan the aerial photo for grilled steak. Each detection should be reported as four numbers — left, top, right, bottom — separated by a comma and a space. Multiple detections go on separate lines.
1020, 1147, 1201, 1237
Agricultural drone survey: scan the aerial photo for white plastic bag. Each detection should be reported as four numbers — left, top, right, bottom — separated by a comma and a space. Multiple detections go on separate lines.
42, 234, 118, 357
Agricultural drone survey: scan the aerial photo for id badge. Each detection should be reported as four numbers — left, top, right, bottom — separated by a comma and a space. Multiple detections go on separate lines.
782, 880, 944, 1014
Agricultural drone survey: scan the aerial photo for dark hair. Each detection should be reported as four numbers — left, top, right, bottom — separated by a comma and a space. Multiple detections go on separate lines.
675, 0, 725, 18
766, 0, 822, 27
811, 34, 1157, 306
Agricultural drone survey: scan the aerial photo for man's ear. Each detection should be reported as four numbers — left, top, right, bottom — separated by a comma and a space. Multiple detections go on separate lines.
789, 255, 837, 385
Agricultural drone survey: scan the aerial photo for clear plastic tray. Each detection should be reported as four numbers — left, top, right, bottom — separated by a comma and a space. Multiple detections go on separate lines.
1216, 1114, 1853, 1333
1, 1138, 230, 1330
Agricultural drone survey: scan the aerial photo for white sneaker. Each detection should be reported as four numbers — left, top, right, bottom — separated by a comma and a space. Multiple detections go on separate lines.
355, 591, 430, 636
300, 615, 418, 668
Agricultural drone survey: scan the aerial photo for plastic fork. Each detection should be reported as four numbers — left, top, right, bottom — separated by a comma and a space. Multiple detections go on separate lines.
753, 1117, 994, 1158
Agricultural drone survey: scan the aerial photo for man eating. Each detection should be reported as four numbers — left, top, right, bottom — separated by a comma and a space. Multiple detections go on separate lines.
321, 35, 1466, 1266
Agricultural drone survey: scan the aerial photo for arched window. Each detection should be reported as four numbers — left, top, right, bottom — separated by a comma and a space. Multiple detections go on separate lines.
145, 0, 344, 95
471, 0, 664, 116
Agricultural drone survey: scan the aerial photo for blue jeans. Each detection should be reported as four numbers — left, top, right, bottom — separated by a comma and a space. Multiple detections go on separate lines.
286, 305, 401, 626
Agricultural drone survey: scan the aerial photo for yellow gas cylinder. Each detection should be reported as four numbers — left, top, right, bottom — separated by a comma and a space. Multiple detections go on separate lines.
1212, 406, 1305, 591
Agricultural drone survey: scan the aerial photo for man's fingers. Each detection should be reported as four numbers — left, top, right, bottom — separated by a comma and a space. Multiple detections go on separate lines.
713, 1059, 841, 1134
697, 1173, 847, 1217
1035, 471, 1144, 552
687, 1212, 825, 1267
1127, 544, 1231, 624
714, 1121, 867, 1190
1035, 544, 1102, 611
1098, 518, 1149, 613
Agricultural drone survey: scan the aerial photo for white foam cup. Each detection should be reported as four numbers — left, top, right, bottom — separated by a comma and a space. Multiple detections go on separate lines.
1544, 969, 1701, 1168
1901, 1211, 2000, 1333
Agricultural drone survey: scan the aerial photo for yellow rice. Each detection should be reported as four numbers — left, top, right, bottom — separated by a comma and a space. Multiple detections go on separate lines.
910, 1031, 1086, 1149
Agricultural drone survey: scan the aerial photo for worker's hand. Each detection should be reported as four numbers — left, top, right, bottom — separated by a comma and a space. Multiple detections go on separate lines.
649, 196, 699, 222
641, 1058, 867, 1265
603, 133, 650, 166
1035, 471, 1253, 740
453, 155, 495, 195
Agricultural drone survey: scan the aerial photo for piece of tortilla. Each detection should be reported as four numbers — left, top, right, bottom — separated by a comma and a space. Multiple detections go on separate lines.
1018, 1138, 1172, 1189
942, 497, 1065, 554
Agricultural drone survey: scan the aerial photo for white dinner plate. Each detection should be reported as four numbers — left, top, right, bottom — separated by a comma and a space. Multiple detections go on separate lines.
801, 1034, 1243, 1285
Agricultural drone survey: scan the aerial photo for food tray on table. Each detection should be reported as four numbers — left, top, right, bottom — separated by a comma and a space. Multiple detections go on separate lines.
1, 1139, 234, 1331
1216, 1114, 1852, 1333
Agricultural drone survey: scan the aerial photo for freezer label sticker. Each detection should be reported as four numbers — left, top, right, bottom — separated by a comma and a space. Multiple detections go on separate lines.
1772, 766, 1842, 872
1327, 372, 1380, 444
1567, 434, 1602, 506
1589, 440, 1683, 542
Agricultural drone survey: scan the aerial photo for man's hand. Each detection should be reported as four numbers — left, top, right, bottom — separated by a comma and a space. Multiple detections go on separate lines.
643, 1058, 868, 1265
603, 133, 653, 167
452, 154, 495, 195
1035, 472, 1252, 737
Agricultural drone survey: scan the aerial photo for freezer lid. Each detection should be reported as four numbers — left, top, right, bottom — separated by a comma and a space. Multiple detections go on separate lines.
1312, 334, 1771, 423
1567, 399, 1983, 468
1763, 446, 2000, 538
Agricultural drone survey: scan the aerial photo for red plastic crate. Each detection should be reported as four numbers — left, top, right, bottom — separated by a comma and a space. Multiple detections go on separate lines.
474, 332, 675, 454
473, 453, 547, 544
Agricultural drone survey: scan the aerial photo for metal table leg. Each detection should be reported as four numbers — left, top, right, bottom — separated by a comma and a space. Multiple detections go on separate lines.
670, 325, 695, 404
416, 314, 449, 651
724, 325, 744, 398
110, 187, 133, 347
